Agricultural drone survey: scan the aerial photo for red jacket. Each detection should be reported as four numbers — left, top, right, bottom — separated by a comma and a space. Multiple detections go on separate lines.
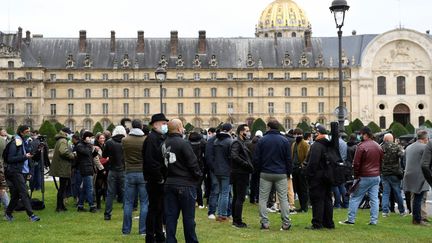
353, 139, 383, 178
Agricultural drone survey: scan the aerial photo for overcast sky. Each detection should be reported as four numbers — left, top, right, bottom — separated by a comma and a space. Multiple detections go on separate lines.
1, 0, 430, 38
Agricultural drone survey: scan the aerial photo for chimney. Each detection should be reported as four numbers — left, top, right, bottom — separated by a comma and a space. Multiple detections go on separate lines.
110, 31, 116, 53
304, 29, 312, 52
17, 27, 22, 50
170, 31, 178, 57
137, 31, 144, 53
79, 30, 87, 53
352, 30, 357, 36
198, 30, 206, 54
25, 31, 31, 44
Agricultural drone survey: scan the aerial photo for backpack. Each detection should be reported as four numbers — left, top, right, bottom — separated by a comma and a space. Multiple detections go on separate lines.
323, 145, 348, 186
2, 138, 15, 164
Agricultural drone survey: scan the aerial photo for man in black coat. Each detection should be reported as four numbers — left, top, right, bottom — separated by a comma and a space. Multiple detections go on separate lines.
143, 113, 169, 243
305, 125, 334, 230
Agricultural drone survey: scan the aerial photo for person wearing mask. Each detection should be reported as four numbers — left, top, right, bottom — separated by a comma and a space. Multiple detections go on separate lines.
50, 127, 75, 212
340, 126, 383, 226
305, 125, 334, 230
188, 130, 206, 209
230, 124, 254, 228
291, 128, 310, 213
404, 130, 430, 225
94, 133, 108, 210
381, 133, 406, 217
103, 126, 126, 220
75, 131, 99, 213
4, 125, 40, 222
255, 119, 292, 231
247, 130, 263, 204
143, 113, 169, 243
122, 120, 148, 235
205, 128, 219, 220
208, 123, 233, 222
332, 133, 349, 209
163, 119, 202, 243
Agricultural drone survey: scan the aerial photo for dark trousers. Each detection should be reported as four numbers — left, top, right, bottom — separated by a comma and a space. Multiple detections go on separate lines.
164, 184, 198, 243
405, 191, 412, 213
292, 168, 309, 211
6, 172, 33, 217
309, 183, 334, 229
413, 191, 425, 223
231, 173, 249, 224
57, 177, 70, 210
249, 171, 260, 203
95, 170, 107, 209
196, 177, 204, 206
146, 182, 165, 243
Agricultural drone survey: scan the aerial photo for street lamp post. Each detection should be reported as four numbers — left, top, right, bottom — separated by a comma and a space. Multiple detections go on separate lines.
155, 65, 167, 113
330, 0, 350, 132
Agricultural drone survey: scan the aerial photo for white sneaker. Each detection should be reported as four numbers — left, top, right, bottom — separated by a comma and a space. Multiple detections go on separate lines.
199, 205, 205, 209
400, 211, 409, 217
208, 214, 216, 220
382, 213, 389, 217
266, 208, 276, 213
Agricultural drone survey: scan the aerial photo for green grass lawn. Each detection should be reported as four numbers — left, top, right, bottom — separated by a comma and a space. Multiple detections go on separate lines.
1, 182, 430, 242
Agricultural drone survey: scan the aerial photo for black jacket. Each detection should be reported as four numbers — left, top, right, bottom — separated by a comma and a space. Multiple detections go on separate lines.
306, 138, 330, 188
209, 133, 233, 176
189, 132, 206, 171
74, 141, 98, 176
103, 135, 125, 172
4, 135, 33, 174
143, 129, 166, 183
231, 138, 254, 174
164, 133, 202, 186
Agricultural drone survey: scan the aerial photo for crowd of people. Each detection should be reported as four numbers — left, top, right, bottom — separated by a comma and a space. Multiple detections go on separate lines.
1, 114, 432, 242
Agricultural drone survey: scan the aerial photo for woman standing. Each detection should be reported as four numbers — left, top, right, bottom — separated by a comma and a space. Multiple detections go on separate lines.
94, 133, 108, 209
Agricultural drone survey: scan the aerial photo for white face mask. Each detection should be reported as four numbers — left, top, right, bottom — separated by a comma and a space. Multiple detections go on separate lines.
161, 124, 168, 135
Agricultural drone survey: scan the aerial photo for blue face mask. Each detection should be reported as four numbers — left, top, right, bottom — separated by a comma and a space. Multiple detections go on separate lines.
161, 124, 168, 135
357, 135, 361, 141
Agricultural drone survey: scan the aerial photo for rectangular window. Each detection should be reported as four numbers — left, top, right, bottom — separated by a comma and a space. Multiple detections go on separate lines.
50, 74, 56, 81
211, 73, 217, 81
248, 102, 254, 115
68, 89, 74, 98
247, 73, 253, 81
144, 103, 150, 115
143, 73, 149, 81
284, 72, 290, 80
301, 72, 307, 80
26, 72, 32, 80
178, 103, 184, 115
211, 102, 217, 115
26, 88, 33, 97
123, 73, 129, 81
68, 74, 74, 81
103, 89, 109, 98
268, 102, 274, 114
7, 88, 14, 97
68, 104, 74, 115
194, 103, 200, 115
194, 73, 200, 81
268, 73, 274, 80
285, 88, 290, 97
228, 102, 234, 110
50, 104, 57, 115
228, 88, 234, 97
144, 89, 150, 97
102, 73, 108, 81
102, 103, 108, 115
177, 88, 183, 97
417, 76, 426, 95
318, 88, 324, 96
85, 73, 91, 81
301, 102, 308, 113
8, 72, 14, 80
123, 103, 129, 115
301, 88, 307, 97
211, 88, 217, 97
379, 116, 386, 129
318, 102, 325, 113
85, 89, 91, 99
162, 103, 167, 114
285, 102, 291, 113
7, 103, 14, 114
318, 72, 324, 80
25, 103, 32, 115
177, 73, 184, 81
50, 89, 56, 99
85, 104, 91, 115
227, 73, 234, 80
268, 88, 274, 97
397, 76, 406, 95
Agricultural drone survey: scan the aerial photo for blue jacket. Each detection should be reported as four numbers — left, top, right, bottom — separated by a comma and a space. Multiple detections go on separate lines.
208, 133, 233, 177
5, 135, 32, 174
254, 130, 292, 175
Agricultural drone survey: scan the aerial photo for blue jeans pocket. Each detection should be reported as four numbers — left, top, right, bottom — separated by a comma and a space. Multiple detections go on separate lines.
189, 187, 197, 201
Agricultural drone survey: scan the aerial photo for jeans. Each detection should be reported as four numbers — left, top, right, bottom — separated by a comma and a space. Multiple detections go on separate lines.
164, 185, 198, 243
0, 189, 10, 210
78, 175, 94, 208
146, 182, 165, 242
208, 172, 219, 215
231, 173, 249, 224
332, 184, 348, 208
105, 170, 125, 216
347, 176, 380, 224
412, 191, 425, 223
381, 175, 405, 214
57, 177, 70, 210
259, 173, 291, 226
122, 172, 148, 235
6, 172, 34, 217
71, 169, 82, 199
216, 175, 230, 217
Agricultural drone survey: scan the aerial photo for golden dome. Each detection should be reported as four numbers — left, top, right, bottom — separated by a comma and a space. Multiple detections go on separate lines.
256, 0, 311, 38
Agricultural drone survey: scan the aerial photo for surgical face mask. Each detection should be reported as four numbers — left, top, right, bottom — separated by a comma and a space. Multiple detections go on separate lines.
90, 138, 95, 144
245, 132, 251, 140
67, 134, 73, 140
161, 124, 168, 135
203, 135, 208, 140
324, 135, 330, 141
357, 134, 361, 141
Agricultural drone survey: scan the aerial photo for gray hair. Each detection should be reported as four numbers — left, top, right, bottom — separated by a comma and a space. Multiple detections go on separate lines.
417, 130, 428, 140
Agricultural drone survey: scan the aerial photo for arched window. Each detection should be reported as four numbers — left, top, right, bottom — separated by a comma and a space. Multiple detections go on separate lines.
194, 88, 200, 97
397, 76, 406, 95
8, 61, 14, 69
377, 76, 386, 95
318, 87, 324, 96
419, 116, 426, 127
416, 76, 425, 95
84, 119, 93, 131
277, 32, 282, 37
291, 32, 297, 37
248, 87, 254, 97
123, 88, 129, 98
285, 88, 291, 97
65, 120, 75, 132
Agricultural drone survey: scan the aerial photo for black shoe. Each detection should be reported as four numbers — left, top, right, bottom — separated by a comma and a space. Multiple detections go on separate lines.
295, 209, 308, 213
339, 220, 354, 225
55, 208, 67, 212
280, 223, 292, 231
305, 225, 323, 230
89, 207, 98, 213
232, 222, 248, 228
104, 214, 111, 220
77, 207, 87, 212
260, 223, 270, 230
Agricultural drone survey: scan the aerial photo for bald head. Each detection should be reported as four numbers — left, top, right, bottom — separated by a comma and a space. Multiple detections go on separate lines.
168, 119, 184, 134
383, 133, 394, 143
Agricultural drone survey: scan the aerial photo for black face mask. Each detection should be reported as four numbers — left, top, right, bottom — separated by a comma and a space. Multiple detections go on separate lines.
296, 136, 303, 143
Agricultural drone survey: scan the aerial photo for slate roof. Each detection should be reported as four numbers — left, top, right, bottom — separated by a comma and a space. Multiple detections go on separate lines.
0, 31, 377, 69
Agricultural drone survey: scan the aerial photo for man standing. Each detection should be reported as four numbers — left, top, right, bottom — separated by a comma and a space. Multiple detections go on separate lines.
143, 113, 169, 243
230, 124, 254, 228
163, 119, 202, 243
404, 130, 430, 225
255, 119, 292, 230
122, 120, 148, 235
247, 130, 263, 204
4, 125, 40, 222
381, 133, 406, 217
103, 125, 126, 220
340, 126, 383, 226
306, 125, 334, 230
291, 128, 310, 213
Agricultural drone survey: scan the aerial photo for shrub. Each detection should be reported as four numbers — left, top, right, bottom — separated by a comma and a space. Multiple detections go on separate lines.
296, 121, 311, 133
54, 122, 65, 133
424, 120, 432, 128
367, 122, 382, 134
39, 120, 58, 149
106, 123, 115, 133
93, 122, 104, 135
251, 118, 267, 136
389, 122, 409, 138
405, 123, 415, 134
351, 119, 364, 133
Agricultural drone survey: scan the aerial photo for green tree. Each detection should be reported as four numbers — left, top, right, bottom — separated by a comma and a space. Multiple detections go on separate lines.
39, 120, 58, 149
6, 127, 15, 135
424, 120, 432, 128
389, 122, 409, 138
251, 118, 267, 136
54, 122, 65, 133
367, 121, 382, 134
344, 124, 353, 136
93, 122, 104, 135
107, 123, 115, 133
278, 122, 286, 133
405, 123, 415, 134
296, 121, 311, 133
185, 123, 195, 133
350, 119, 364, 133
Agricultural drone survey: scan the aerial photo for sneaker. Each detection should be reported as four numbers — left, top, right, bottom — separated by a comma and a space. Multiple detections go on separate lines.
382, 213, 389, 217
104, 214, 111, 220
400, 211, 409, 217
232, 222, 248, 228
305, 225, 322, 230
29, 215, 40, 222
289, 209, 297, 215
270, 205, 279, 212
216, 216, 229, 222
77, 206, 87, 212
208, 214, 216, 220
280, 223, 292, 231
260, 223, 270, 230
368, 222, 377, 226
89, 207, 98, 213
413, 220, 429, 226
4, 214, 13, 222
198, 205, 205, 209
266, 208, 276, 213
339, 220, 354, 225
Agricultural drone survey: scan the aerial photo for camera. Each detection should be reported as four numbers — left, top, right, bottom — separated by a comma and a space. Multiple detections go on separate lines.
37, 135, 47, 143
